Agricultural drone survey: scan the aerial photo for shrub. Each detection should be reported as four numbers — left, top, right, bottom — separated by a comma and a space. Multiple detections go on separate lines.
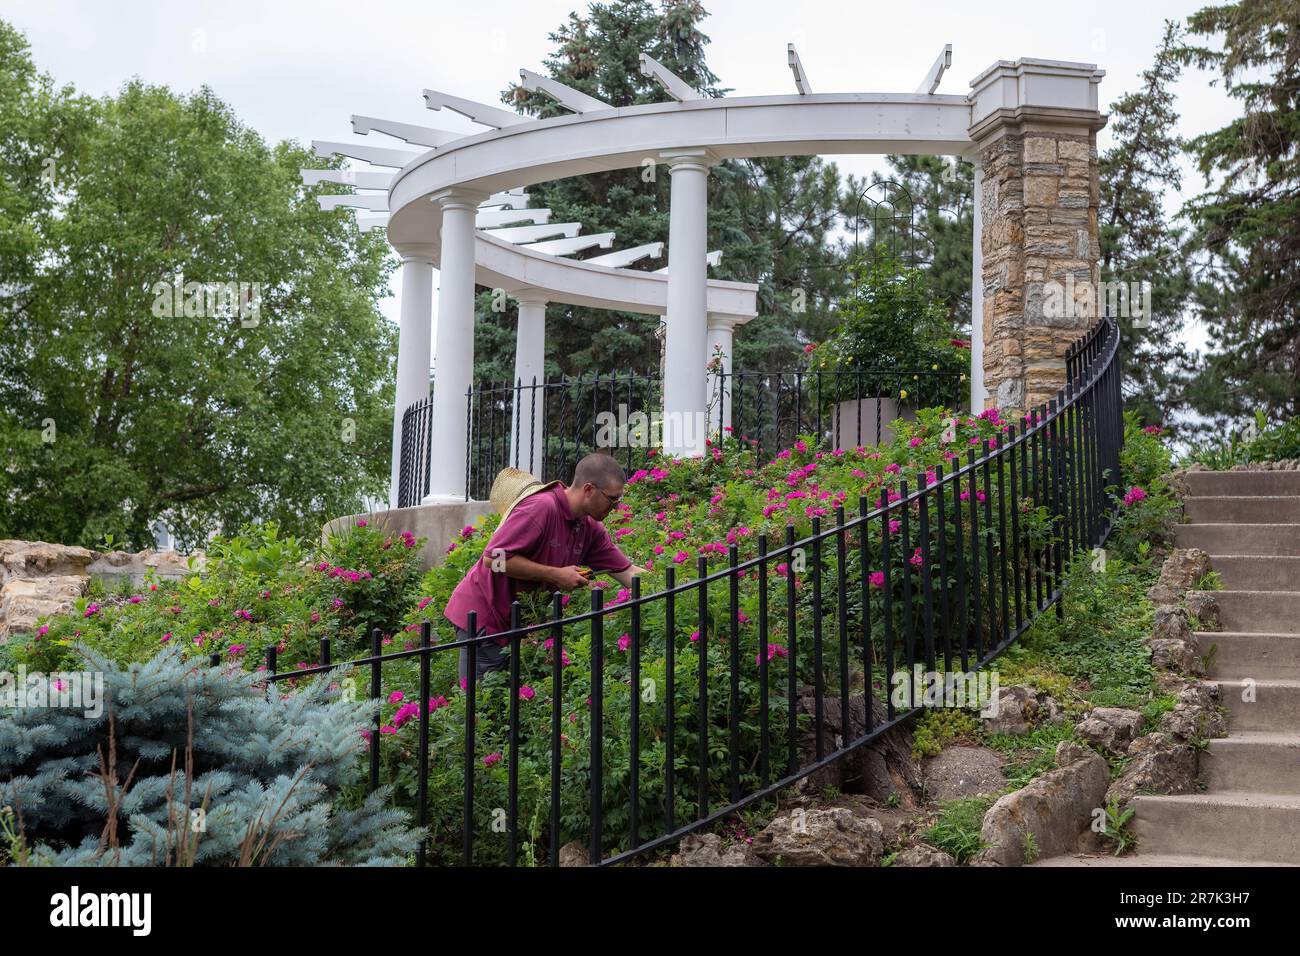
0, 646, 421, 866
1185, 411, 1300, 468
10, 520, 425, 674
809, 252, 967, 408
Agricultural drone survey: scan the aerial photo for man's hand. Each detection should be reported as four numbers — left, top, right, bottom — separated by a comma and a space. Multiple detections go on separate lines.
548, 565, 590, 591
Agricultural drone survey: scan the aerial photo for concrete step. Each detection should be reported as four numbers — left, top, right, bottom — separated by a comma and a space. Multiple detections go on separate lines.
1194, 631, 1300, 680
1130, 792, 1300, 864
1209, 555, 1300, 591
1184, 496, 1300, 523
1216, 679, 1300, 732
1186, 471, 1300, 497
1200, 732, 1300, 795
1175, 524, 1300, 556
1032, 853, 1292, 867
1209, 590, 1300, 634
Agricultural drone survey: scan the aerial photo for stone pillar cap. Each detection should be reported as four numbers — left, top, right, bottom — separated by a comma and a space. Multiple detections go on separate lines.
967, 58, 1106, 140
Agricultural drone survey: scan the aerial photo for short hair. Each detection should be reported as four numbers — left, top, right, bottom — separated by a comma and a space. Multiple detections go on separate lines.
572, 452, 626, 490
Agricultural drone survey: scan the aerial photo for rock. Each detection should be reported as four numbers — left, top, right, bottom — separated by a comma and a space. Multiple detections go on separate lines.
1146, 549, 1210, 605
797, 793, 913, 846
923, 746, 1007, 802
1155, 671, 1189, 695
1074, 707, 1144, 754
558, 841, 589, 867
87, 548, 199, 585
1054, 740, 1092, 766
1106, 732, 1197, 805
795, 692, 921, 806
673, 833, 764, 867
893, 844, 956, 867
0, 575, 86, 640
1184, 591, 1221, 630
1152, 606, 1192, 643
1146, 637, 1202, 675
976, 753, 1109, 866
751, 806, 884, 867
0, 540, 94, 580
981, 685, 1062, 736
1160, 682, 1228, 742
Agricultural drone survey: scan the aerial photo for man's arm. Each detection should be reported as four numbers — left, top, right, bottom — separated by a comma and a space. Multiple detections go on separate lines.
501, 553, 587, 591
610, 564, 648, 588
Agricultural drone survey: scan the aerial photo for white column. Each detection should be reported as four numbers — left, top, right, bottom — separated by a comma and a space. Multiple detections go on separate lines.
705, 313, 735, 433
425, 188, 487, 502
390, 246, 435, 506
969, 162, 988, 410
661, 149, 714, 458
510, 291, 547, 477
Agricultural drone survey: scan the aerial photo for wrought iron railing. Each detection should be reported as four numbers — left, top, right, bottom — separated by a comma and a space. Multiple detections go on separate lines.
280, 318, 1121, 866
395, 366, 965, 505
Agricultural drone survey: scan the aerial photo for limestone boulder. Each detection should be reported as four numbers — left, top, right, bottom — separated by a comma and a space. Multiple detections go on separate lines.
975, 752, 1109, 866
1074, 707, 1144, 754
751, 806, 884, 867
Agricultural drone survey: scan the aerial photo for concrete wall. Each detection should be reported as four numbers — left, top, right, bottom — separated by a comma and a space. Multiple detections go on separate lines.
323, 500, 495, 573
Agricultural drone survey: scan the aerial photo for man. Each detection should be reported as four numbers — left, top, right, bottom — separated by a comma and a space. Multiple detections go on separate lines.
444, 452, 646, 682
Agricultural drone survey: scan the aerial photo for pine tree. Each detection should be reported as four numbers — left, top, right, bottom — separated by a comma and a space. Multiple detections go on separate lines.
848, 155, 975, 329
481, 0, 846, 384
1099, 19, 1194, 427
0, 646, 420, 866
1177, 0, 1300, 423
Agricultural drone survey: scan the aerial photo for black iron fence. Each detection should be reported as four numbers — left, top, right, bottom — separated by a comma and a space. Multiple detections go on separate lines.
396, 365, 966, 506
278, 318, 1121, 866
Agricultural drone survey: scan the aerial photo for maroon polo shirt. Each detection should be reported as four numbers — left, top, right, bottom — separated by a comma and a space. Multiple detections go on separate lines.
443, 483, 632, 638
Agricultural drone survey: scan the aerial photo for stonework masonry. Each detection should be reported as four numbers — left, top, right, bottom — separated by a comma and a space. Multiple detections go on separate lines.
969, 80, 1107, 420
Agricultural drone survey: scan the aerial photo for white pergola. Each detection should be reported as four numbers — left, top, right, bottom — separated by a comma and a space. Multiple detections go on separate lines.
308, 47, 1104, 505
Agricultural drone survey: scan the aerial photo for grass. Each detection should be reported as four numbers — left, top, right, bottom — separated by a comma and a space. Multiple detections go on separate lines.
920, 795, 999, 864
999, 553, 1158, 710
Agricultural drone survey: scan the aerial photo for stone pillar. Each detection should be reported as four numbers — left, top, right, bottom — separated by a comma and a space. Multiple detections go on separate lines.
967, 59, 1106, 418
425, 187, 487, 502
705, 313, 735, 432
390, 246, 434, 506
661, 149, 715, 458
510, 291, 547, 477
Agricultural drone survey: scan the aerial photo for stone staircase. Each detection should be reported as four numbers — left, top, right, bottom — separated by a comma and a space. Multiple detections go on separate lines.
1128, 470, 1300, 865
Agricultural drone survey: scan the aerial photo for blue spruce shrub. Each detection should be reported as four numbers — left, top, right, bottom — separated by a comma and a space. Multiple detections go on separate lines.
0, 645, 421, 866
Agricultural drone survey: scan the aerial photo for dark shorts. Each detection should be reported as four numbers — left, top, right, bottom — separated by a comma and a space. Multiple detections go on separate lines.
456, 626, 509, 683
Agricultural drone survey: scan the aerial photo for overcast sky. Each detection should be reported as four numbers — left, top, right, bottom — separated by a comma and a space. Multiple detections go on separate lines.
4, 0, 1235, 351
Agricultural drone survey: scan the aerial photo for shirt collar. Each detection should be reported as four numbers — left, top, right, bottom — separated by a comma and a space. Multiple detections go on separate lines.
552, 483, 578, 523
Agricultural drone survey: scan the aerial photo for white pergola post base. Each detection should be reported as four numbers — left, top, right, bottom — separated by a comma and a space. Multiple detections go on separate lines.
424, 188, 486, 502
661, 150, 714, 458
510, 291, 547, 477
390, 247, 435, 505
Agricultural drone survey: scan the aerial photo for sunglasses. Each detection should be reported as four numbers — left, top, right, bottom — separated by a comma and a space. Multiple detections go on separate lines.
592, 485, 623, 506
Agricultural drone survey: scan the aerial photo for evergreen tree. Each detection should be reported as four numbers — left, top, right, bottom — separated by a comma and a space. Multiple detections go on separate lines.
846, 155, 975, 329
1177, 0, 1300, 423
1099, 19, 1194, 427
481, 0, 846, 384
0, 646, 420, 866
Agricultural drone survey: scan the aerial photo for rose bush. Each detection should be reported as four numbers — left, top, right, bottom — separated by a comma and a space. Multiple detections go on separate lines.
9, 521, 427, 675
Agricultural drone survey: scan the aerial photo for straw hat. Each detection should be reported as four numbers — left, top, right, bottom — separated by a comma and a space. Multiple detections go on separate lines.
490, 467, 561, 527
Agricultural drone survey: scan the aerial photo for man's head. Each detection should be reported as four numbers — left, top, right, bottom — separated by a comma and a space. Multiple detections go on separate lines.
569, 453, 626, 521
